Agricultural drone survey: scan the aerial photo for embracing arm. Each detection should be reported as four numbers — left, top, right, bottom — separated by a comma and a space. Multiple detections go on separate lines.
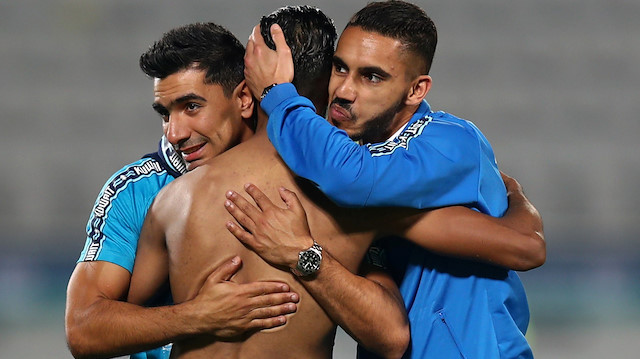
388, 172, 545, 270
66, 260, 189, 359
246, 23, 488, 209
65, 210, 299, 359
224, 185, 409, 359
300, 253, 409, 359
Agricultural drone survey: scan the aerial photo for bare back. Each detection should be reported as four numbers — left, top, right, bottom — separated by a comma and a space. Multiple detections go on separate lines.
153, 133, 379, 359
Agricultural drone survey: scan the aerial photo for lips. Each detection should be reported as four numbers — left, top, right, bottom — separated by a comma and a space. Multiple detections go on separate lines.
329, 104, 352, 124
180, 142, 206, 164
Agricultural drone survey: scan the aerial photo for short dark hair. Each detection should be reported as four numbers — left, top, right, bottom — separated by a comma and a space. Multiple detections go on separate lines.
346, 0, 437, 75
139, 22, 245, 97
260, 5, 336, 98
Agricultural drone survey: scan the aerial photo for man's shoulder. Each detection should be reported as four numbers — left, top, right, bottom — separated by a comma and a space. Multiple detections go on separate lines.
106, 156, 173, 187
94, 156, 176, 211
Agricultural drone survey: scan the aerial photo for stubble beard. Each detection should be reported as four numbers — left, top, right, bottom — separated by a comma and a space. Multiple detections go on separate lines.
352, 95, 406, 144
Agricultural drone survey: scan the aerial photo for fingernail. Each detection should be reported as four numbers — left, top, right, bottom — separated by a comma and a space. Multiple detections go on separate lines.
231, 256, 240, 264
224, 200, 231, 207
244, 183, 252, 190
226, 190, 234, 198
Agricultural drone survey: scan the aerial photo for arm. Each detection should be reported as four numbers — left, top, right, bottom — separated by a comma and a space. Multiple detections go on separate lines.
65, 260, 189, 359
245, 22, 489, 209
65, 253, 298, 359
65, 179, 299, 359
374, 172, 544, 270
224, 175, 543, 274
224, 184, 409, 359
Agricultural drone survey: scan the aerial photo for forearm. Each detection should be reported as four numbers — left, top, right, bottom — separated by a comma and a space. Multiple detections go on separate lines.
66, 297, 200, 359
497, 188, 546, 269
394, 204, 543, 271
298, 250, 409, 359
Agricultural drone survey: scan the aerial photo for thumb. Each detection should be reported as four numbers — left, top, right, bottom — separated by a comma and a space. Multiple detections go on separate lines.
270, 24, 288, 51
208, 256, 242, 282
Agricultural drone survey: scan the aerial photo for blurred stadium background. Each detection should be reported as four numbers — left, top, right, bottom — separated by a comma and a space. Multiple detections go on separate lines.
1, 0, 638, 357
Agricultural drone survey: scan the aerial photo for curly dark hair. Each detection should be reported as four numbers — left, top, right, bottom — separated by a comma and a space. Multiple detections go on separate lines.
139, 22, 245, 97
260, 5, 337, 101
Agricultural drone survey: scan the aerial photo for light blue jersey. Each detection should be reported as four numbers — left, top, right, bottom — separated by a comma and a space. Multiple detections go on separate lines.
262, 84, 533, 358
78, 136, 185, 359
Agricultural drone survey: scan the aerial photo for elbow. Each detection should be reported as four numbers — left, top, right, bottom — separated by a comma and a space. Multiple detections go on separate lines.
65, 313, 106, 359
380, 321, 410, 359
66, 325, 93, 359
514, 231, 546, 271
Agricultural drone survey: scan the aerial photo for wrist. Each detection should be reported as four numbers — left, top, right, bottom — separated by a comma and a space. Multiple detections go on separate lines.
176, 299, 211, 336
291, 239, 323, 277
260, 83, 279, 101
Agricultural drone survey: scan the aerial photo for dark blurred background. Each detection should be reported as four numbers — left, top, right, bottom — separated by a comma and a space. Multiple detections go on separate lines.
1, 1, 638, 357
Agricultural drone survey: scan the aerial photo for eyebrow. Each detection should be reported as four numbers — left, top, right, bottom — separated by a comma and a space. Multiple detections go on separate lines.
332, 55, 347, 69
333, 55, 392, 79
360, 65, 391, 80
152, 93, 207, 114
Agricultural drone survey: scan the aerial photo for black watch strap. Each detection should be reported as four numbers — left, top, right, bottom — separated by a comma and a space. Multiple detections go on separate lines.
260, 83, 279, 101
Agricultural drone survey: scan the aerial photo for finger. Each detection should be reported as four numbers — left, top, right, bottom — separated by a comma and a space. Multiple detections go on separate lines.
253, 24, 266, 47
207, 256, 242, 282
226, 220, 257, 247
241, 281, 295, 297
247, 315, 288, 330
249, 25, 260, 44
245, 38, 254, 62
249, 301, 298, 320
279, 186, 304, 215
270, 24, 288, 52
499, 170, 512, 183
244, 183, 276, 211
225, 190, 263, 226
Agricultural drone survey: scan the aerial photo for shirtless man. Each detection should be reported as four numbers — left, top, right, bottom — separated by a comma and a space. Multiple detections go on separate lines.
127, 6, 544, 359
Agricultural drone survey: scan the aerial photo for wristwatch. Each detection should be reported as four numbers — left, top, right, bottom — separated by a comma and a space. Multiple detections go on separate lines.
292, 241, 323, 277
260, 83, 279, 101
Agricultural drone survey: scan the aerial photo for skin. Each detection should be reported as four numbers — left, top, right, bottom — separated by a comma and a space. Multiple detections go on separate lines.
128, 123, 411, 359
129, 115, 544, 359
243, 23, 545, 270
153, 68, 255, 171
327, 26, 432, 143
123, 21, 545, 359
127, 28, 544, 359
65, 70, 301, 359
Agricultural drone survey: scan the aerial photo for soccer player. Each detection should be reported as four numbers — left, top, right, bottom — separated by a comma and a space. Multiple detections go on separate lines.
237, 1, 545, 358
65, 23, 299, 359
128, 5, 544, 359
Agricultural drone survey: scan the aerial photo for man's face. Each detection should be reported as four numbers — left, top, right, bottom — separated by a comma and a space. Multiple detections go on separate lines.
327, 26, 415, 144
153, 69, 250, 171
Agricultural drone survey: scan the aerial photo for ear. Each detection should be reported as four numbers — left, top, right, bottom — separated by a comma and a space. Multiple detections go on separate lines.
405, 75, 432, 106
234, 80, 255, 120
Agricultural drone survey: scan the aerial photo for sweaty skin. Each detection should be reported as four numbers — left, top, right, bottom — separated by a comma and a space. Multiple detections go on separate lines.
130, 130, 404, 359
129, 22, 544, 359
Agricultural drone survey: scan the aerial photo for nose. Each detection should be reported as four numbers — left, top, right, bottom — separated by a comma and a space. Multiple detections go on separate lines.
164, 113, 190, 148
332, 75, 356, 103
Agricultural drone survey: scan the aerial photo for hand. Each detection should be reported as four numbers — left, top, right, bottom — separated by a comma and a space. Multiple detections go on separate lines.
500, 171, 524, 197
244, 23, 294, 99
189, 255, 299, 338
224, 183, 313, 270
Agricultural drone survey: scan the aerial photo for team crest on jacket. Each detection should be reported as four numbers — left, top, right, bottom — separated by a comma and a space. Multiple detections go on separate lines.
368, 115, 433, 156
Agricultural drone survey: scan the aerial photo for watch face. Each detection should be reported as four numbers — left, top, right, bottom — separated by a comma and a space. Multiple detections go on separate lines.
300, 251, 321, 272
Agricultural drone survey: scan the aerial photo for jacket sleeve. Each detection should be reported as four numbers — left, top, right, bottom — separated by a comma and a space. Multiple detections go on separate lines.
263, 84, 501, 210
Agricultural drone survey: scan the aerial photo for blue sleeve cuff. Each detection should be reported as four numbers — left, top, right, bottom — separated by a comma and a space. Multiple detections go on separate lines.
260, 83, 299, 115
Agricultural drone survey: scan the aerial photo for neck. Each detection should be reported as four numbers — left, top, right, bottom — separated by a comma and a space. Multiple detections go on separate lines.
254, 109, 269, 135
388, 103, 420, 136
